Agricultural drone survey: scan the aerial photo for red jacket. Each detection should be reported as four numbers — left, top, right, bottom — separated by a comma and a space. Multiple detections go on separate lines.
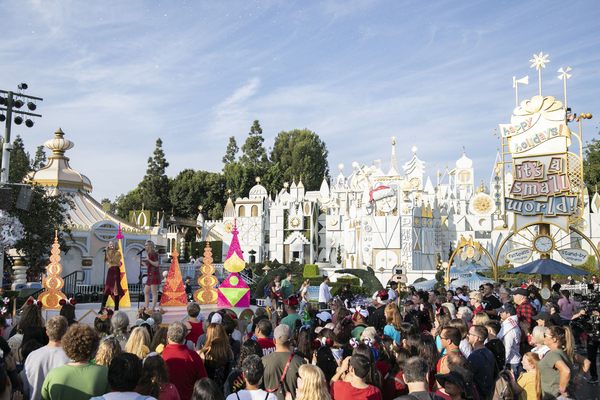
163, 343, 207, 400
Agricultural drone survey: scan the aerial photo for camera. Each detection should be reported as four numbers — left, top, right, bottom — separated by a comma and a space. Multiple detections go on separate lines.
572, 292, 600, 340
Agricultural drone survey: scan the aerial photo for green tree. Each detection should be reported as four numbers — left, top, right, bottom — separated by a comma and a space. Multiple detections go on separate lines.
240, 120, 269, 169
170, 169, 226, 219
114, 188, 143, 219
8, 135, 31, 183
31, 145, 47, 170
138, 138, 171, 212
222, 136, 238, 165
583, 133, 600, 192
222, 161, 249, 201
270, 128, 329, 191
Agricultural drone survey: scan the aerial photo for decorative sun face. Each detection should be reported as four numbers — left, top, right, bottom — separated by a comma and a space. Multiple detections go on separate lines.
377, 196, 397, 213
472, 194, 493, 215
224, 222, 234, 233
410, 177, 421, 189
290, 217, 301, 228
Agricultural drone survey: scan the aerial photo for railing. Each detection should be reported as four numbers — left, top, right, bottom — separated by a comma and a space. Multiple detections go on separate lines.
63, 271, 85, 299
74, 283, 145, 303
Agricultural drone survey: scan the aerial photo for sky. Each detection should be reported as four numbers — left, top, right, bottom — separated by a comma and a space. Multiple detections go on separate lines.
1, 0, 599, 203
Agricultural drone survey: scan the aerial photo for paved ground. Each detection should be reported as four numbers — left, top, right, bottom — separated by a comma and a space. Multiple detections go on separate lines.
574, 348, 599, 400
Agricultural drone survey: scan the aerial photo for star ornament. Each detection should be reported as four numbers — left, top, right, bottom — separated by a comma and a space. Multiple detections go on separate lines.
530, 52, 550, 71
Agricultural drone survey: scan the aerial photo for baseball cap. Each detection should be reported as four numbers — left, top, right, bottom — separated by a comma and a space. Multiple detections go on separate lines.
316, 311, 333, 322
499, 304, 517, 315
532, 312, 551, 321
513, 288, 529, 296
211, 313, 223, 324
435, 367, 476, 399
274, 324, 292, 343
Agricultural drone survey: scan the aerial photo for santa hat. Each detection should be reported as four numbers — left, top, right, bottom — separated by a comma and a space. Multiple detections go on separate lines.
372, 290, 389, 305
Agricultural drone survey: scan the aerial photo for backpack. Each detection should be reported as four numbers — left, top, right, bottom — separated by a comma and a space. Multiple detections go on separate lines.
485, 369, 514, 400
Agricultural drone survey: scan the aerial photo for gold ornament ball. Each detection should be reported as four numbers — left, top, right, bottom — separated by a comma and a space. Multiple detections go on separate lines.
586, 113, 592, 119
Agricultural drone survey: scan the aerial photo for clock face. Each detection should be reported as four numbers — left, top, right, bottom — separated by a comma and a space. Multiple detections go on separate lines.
533, 235, 554, 253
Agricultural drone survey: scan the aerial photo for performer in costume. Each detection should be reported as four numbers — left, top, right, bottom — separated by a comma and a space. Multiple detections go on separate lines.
101, 240, 125, 312
136, 240, 160, 311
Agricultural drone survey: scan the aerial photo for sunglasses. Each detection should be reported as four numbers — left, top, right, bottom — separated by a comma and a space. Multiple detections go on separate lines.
544, 334, 553, 338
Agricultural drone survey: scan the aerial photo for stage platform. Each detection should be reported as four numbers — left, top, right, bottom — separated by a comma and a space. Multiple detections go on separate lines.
40, 302, 259, 332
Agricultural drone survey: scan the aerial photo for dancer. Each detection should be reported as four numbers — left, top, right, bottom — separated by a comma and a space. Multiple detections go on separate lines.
136, 241, 160, 312
101, 241, 125, 312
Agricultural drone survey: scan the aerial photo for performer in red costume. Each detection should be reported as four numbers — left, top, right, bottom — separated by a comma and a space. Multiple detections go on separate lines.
101, 241, 125, 312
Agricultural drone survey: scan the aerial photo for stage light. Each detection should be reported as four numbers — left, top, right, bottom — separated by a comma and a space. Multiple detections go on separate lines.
27, 102, 36, 111
18, 83, 28, 90
14, 116, 23, 125
14, 99, 23, 108
25, 119, 34, 127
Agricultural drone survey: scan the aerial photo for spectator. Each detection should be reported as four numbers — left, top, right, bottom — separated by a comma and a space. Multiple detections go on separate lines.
318, 276, 331, 310
388, 282, 398, 303
262, 324, 306, 400
151, 327, 169, 353
331, 354, 382, 400
481, 283, 502, 319
109, 311, 130, 350
393, 356, 437, 400
468, 292, 484, 315
162, 321, 207, 400
191, 378, 224, 400
352, 343, 382, 390
436, 327, 464, 373
432, 313, 452, 357
295, 328, 314, 363
91, 353, 154, 400
466, 325, 495, 399
455, 307, 473, 328
435, 366, 476, 400
508, 352, 540, 400
185, 303, 205, 346
224, 340, 263, 397
382, 303, 401, 344
255, 319, 276, 356
484, 320, 505, 373
498, 287, 513, 309
498, 304, 521, 377
280, 297, 302, 333
41, 324, 110, 400
269, 275, 282, 312
196, 313, 224, 350
59, 303, 77, 327
225, 355, 277, 400
280, 272, 294, 301
472, 312, 489, 327
368, 291, 389, 333
294, 364, 332, 400
512, 288, 535, 330
299, 280, 311, 314
448, 319, 471, 358
95, 337, 122, 367
538, 326, 574, 399
198, 323, 233, 392
25, 316, 70, 400
558, 290, 578, 325
125, 326, 151, 360
382, 347, 410, 400
151, 312, 163, 337
350, 309, 369, 340
137, 354, 180, 400
530, 326, 550, 358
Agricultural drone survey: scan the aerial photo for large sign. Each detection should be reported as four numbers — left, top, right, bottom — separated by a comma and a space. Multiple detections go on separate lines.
500, 95, 577, 231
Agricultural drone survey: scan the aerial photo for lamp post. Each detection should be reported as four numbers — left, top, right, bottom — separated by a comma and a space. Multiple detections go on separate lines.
0, 84, 43, 183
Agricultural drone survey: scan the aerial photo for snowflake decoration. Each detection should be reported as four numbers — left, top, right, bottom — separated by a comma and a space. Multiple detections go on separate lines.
530, 52, 550, 71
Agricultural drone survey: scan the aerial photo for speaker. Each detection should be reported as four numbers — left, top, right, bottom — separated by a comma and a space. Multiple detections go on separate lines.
16, 186, 34, 211
0, 187, 12, 210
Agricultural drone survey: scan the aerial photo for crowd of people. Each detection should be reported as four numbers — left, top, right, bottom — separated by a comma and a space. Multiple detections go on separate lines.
0, 278, 594, 400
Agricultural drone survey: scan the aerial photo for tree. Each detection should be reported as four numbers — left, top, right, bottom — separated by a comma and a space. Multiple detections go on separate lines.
114, 188, 143, 219
583, 133, 600, 192
270, 128, 329, 191
222, 136, 238, 165
240, 120, 268, 169
31, 145, 47, 170
8, 136, 31, 183
138, 138, 171, 212
170, 169, 226, 219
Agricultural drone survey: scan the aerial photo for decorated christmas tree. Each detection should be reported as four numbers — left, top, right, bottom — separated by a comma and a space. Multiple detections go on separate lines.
159, 248, 188, 307
194, 241, 218, 304
107, 224, 130, 307
38, 231, 67, 309
218, 221, 250, 307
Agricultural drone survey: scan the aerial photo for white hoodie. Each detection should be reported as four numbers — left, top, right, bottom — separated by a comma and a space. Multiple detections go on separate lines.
498, 314, 521, 365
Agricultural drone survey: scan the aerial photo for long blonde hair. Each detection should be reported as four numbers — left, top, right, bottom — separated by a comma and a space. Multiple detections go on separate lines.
296, 364, 332, 400
200, 323, 229, 367
385, 303, 402, 331
96, 338, 122, 367
125, 327, 151, 359
524, 352, 542, 400
145, 240, 156, 255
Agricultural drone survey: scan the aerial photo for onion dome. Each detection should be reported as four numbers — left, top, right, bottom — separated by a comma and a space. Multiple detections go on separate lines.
456, 151, 473, 169
26, 128, 92, 192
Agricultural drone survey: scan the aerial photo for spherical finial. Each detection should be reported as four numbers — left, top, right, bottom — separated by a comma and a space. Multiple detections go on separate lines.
198, 205, 203, 211
256, 177, 261, 183
338, 163, 344, 172
228, 189, 232, 194
411, 146, 418, 154
284, 182, 289, 188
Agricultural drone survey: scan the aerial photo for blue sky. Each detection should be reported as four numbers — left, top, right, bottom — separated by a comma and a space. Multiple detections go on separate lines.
1, 0, 599, 202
